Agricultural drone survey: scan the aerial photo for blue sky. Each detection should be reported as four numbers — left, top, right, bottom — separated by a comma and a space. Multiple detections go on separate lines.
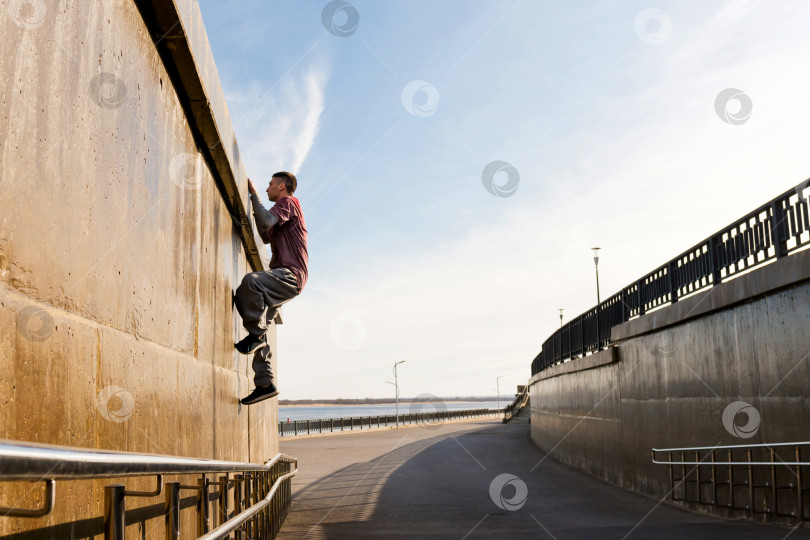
197, 0, 810, 400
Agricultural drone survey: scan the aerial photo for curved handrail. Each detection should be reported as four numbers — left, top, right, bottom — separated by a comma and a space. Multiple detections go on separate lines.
199, 466, 297, 540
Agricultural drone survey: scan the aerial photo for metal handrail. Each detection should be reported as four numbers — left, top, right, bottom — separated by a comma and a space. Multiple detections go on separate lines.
532, 180, 810, 375
0, 439, 273, 480
653, 441, 810, 466
0, 439, 298, 539
653, 441, 810, 452
652, 440, 810, 521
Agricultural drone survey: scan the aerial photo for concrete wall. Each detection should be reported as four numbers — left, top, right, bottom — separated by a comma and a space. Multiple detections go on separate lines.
529, 249, 810, 524
0, 0, 279, 536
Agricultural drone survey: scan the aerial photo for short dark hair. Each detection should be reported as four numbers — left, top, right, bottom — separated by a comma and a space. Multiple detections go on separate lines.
272, 171, 297, 195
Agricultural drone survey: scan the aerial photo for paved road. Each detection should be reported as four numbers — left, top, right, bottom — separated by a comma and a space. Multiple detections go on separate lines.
278, 420, 808, 539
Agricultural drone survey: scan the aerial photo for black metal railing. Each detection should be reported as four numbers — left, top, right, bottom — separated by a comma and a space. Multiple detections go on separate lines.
532, 181, 810, 375
279, 408, 501, 437
0, 439, 296, 539
652, 441, 810, 522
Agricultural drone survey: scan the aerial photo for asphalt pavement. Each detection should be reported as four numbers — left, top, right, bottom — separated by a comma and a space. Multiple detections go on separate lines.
277, 419, 808, 539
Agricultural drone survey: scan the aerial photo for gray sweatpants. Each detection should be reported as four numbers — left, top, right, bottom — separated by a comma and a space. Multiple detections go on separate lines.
234, 267, 300, 386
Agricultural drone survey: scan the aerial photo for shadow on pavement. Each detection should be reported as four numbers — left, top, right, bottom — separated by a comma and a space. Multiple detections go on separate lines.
279, 423, 810, 539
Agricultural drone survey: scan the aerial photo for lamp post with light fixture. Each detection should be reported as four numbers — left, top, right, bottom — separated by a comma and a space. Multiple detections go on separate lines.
592, 247, 602, 351
387, 361, 406, 428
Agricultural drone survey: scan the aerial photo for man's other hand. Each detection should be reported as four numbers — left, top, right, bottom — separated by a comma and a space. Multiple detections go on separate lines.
247, 178, 258, 195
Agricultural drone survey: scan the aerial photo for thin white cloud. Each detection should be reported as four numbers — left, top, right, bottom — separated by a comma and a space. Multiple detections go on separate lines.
228, 61, 329, 182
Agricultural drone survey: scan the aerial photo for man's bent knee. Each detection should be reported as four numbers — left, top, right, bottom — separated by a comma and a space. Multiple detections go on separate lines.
239, 272, 261, 288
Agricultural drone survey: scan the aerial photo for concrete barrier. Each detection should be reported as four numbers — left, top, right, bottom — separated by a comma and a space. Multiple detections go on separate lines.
0, 0, 278, 536
529, 249, 810, 525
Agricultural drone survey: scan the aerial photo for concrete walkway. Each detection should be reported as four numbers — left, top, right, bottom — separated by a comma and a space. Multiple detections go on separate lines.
278, 419, 809, 539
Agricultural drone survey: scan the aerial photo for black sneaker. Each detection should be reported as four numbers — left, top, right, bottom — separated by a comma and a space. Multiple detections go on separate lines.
235, 333, 267, 355
240, 382, 279, 405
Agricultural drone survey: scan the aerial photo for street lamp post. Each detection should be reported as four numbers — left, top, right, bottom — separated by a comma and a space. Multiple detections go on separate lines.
496, 375, 504, 412
592, 247, 601, 351
559, 308, 564, 329
592, 247, 601, 305
392, 361, 405, 428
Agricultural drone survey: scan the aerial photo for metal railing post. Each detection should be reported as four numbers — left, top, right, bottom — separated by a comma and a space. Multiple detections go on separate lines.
104, 484, 126, 540
244, 473, 252, 538
637, 278, 645, 316
165, 481, 181, 540
218, 474, 229, 527
197, 475, 210, 536
797, 447, 805, 520
771, 200, 788, 258
252, 472, 260, 537
234, 474, 243, 540
709, 234, 722, 285
263, 470, 271, 537
668, 261, 678, 304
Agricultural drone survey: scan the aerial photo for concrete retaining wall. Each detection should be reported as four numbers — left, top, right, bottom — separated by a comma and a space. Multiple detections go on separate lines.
0, 0, 278, 536
529, 249, 810, 524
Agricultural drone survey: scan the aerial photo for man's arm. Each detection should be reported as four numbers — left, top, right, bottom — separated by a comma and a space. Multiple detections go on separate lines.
248, 178, 278, 244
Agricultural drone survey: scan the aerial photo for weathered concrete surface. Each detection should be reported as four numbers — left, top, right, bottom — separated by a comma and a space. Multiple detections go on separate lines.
278, 420, 807, 539
529, 252, 810, 526
0, 0, 278, 536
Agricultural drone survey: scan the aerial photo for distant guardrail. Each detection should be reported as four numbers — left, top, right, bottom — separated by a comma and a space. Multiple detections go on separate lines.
278, 408, 502, 437
532, 181, 810, 376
